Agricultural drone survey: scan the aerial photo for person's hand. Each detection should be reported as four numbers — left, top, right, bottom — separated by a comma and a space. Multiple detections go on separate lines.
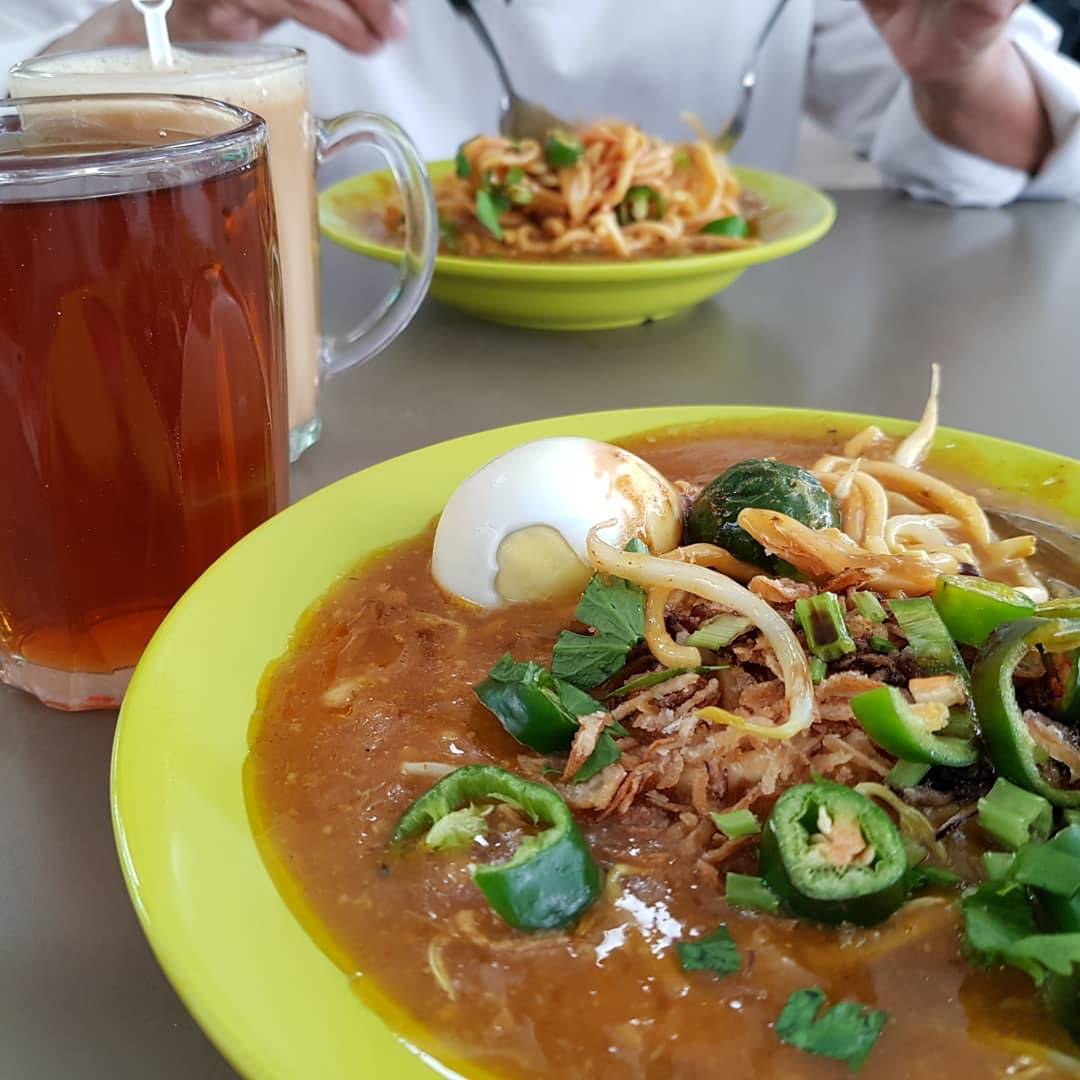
858, 0, 1019, 87
167, 0, 408, 53
858, 0, 1051, 173
45, 0, 407, 56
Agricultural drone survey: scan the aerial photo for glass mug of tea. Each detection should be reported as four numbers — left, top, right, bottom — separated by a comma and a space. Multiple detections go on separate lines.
11, 44, 438, 461
0, 94, 288, 711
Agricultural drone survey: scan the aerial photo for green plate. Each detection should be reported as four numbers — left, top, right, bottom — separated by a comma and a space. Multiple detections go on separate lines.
319, 162, 836, 331
112, 407, 1079, 1079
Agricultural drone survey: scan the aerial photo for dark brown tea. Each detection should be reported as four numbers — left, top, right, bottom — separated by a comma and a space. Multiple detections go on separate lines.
0, 120, 287, 708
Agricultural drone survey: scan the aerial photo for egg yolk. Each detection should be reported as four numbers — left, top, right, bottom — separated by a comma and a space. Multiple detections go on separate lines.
494, 525, 592, 604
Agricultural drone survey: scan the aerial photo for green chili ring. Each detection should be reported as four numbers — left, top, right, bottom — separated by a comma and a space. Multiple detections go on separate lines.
851, 685, 980, 768
393, 765, 601, 932
759, 781, 908, 926
972, 618, 1080, 808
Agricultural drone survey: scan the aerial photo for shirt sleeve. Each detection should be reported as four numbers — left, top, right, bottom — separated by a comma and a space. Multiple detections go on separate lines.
807, 1, 1080, 207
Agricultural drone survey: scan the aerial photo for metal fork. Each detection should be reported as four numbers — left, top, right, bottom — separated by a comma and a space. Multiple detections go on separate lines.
447, 0, 567, 140
712, 0, 793, 154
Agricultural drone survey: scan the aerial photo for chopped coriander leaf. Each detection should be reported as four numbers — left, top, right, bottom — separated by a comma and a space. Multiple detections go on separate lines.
574, 572, 645, 642
1005, 934, 1080, 978
904, 863, 962, 892
775, 987, 888, 1073
604, 665, 727, 698
551, 631, 633, 689
423, 804, 488, 850
474, 188, 504, 240
454, 142, 471, 178
1011, 838, 1080, 897
962, 884, 1039, 970
725, 873, 780, 914
676, 925, 742, 977
553, 677, 604, 718
572, 731, 621, 784
710, 808, 760, 839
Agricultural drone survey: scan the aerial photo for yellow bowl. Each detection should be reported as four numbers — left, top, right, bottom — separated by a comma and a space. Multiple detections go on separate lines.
318, 163, 836, 330
112, 407, 1079, 1079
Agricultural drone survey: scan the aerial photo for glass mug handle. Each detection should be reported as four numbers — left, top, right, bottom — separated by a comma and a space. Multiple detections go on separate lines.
314, 112, 437, 377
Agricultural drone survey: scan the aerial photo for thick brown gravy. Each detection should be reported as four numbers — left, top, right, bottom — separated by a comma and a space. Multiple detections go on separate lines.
247, 432, 1078, 1078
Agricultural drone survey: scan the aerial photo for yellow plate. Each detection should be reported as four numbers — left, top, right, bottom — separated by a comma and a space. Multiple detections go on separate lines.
319, 162, 836, 330
112, 406, 1079, 1080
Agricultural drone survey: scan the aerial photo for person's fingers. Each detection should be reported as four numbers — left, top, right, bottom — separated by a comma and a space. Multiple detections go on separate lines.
343, 0, 404, 43
244, 0, 382, 52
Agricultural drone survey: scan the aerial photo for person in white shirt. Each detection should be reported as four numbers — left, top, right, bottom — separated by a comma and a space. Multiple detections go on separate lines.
3, 0, 1079, 207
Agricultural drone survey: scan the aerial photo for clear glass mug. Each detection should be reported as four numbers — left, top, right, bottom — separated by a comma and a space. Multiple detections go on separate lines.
11, 44, 438, 461
0, 94, 288, 710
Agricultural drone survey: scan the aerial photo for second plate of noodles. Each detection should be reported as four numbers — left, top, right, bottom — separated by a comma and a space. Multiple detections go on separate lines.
319, 120, 836, 330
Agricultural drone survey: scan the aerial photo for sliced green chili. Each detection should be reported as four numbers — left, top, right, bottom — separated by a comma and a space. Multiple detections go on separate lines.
759, 781, 908, 926
972, 618, 1080, 807
544, 129, 584, 168
977, 777, 1053, 849
1047, 650, 1080, 724
616, 185, 665, 225
701, 215, 748, 238
933, 574, 1036, 646
889, 597, 969, 682
851, 685, 979, 768
796, 593, 856, 662
393, 765, 600, 932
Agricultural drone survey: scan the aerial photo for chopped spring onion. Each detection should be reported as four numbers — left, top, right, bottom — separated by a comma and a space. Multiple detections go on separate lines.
710, 808, 761, 840
886, 759, 931, 789
869, 635, 897, 655
604, 665, 726, 698
725, 872, 780, 914
684, 613, 754, 650
701, 215, 748, 238
809, 656, 828, 684
852, 591, 888, 623
982, 850, 1016, 883
1028, 618, 1080, 655
888, 596, 969, 682
978, 778, 1053, 850
795, 593, 857, 662
454, 141, 471, 178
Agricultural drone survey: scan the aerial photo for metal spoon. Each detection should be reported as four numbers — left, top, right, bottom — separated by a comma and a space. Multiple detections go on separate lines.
447, 0, 567, 140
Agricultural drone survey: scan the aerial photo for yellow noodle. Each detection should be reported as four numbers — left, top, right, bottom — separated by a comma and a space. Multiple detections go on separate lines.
384, 120, 760, 260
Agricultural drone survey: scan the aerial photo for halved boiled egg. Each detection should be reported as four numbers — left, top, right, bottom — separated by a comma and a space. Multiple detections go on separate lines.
432, 437, 683, 608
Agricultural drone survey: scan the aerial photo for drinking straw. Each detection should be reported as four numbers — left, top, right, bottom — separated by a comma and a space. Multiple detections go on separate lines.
130, 0, 174, 68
